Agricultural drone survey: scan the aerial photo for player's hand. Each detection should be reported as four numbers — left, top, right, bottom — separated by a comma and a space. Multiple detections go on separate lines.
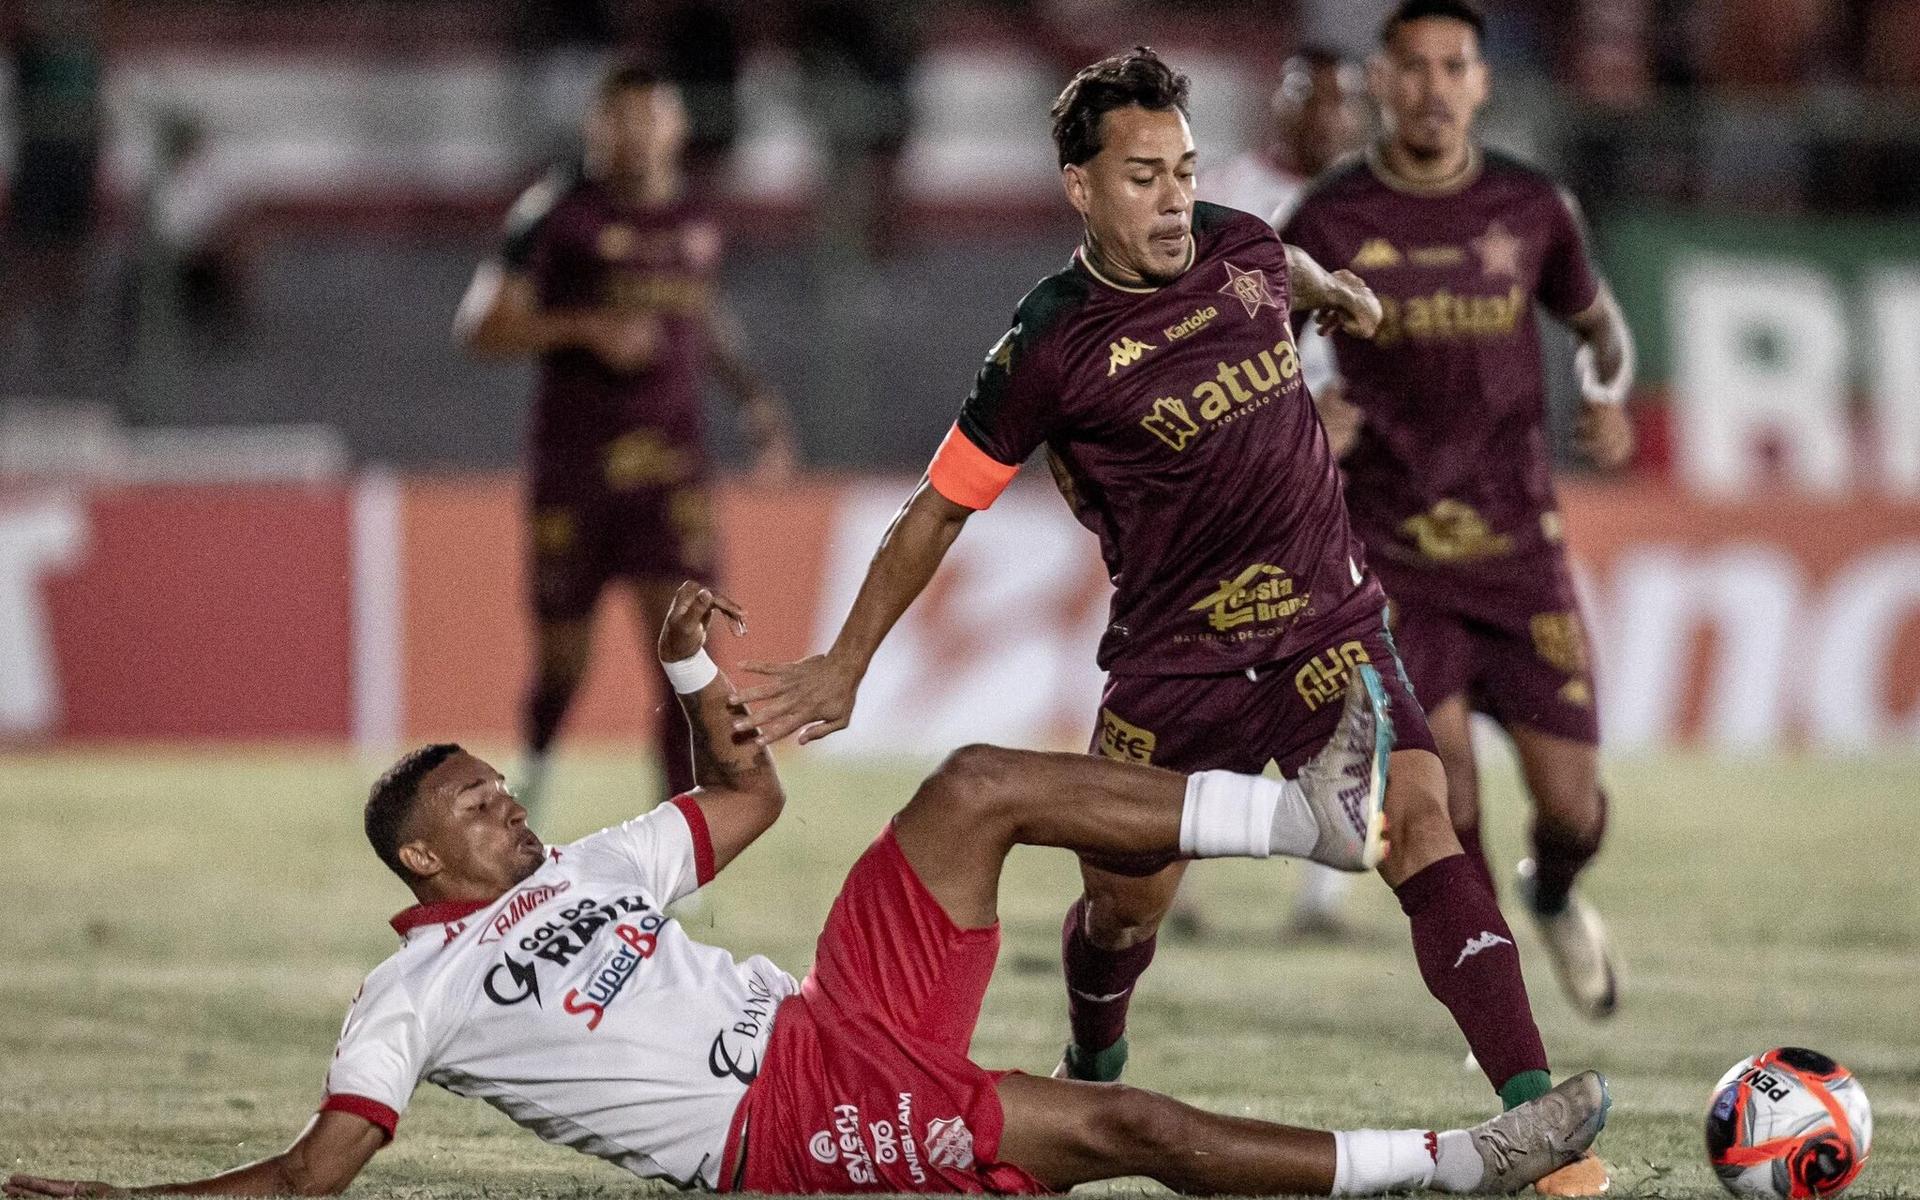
730, 652, 861, 746
580, 311, 662, 373
1316, 270, 1382, 339
1575, 399, 1634, 470
658, 580, 748, 664
4, 1177, 126, 1199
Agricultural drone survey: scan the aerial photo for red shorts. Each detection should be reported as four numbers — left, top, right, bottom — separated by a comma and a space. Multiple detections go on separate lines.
723, 828, 1050, 1195
1374, 548, 1600, 745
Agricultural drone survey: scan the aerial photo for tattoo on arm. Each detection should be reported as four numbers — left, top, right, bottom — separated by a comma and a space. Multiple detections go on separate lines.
677, 682, 775, 792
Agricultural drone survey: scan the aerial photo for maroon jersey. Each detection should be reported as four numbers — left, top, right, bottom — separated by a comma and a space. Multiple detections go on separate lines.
929, 202, 1381, 677
500, 165, 721, 499
1281, 148, 1602, 569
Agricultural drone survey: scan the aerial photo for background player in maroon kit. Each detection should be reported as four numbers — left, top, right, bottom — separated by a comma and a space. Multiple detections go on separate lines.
1283, 0, 1635, 1127
738, 48, 1579, 1127
455, 63, 798, 817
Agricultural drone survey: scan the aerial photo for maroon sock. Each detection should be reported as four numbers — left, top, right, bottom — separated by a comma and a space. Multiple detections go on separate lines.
1527, 789, 1608, 916
1454, 821, 1496, 895
1061, 898, 1157, 1053
656, 690, 697, 801
523, 674, 579, 755
1396, 853, 1548, 1093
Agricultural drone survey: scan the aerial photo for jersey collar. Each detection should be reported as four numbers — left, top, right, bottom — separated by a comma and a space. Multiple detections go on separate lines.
1074, 237, 1196, 295
1365, 141, 1483, 197
390, 898, 493, 937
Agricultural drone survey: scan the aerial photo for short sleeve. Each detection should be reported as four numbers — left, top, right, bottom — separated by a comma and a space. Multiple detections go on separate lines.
931, 320, 1057, 509
566, 796, 712, 903
1537, 186, 1602, 319
497, 169, 568, 273
321, 971, 426, 1142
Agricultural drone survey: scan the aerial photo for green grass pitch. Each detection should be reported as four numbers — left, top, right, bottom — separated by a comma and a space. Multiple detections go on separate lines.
2, 745, 1915, 1198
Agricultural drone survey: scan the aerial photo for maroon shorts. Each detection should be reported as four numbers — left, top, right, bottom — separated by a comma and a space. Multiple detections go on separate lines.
527, 483, 716, 622
1090, 605, 1436, 779
723, 828, 1050, 1195
1373, 548, 1600, 745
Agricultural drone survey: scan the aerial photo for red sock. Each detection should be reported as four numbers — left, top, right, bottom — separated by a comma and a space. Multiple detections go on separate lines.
1395, 854, 1548, 1093
1454, 822, 1496, 895
1061, 898, 1157, 1053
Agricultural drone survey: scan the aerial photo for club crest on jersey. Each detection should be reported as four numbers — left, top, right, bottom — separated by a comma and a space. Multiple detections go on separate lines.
925, 1116, 976, 1170
1472, 222, 1523, 277
1218, 262, 1281, 320
1107, 336, 1157, 375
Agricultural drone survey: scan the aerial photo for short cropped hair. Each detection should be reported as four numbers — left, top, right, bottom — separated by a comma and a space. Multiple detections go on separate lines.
1380, 0, 1486, 46
1049, 46, 1191, 168
597, 59, 664, 100
366, 742, 462, 882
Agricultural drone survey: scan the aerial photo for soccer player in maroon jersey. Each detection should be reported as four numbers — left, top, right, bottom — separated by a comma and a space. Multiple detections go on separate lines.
455, 63, 798, 817
1281, 0, 1633, 1061
737, 47, 1577, 1123
2, 582, 1608, 1200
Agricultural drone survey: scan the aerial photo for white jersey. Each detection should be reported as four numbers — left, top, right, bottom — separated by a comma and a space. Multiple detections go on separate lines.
322, 798, 799, 1190
1198, 151, 1338, 395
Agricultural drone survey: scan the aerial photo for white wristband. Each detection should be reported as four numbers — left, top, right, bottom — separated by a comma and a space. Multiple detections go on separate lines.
661, 649, 719, 695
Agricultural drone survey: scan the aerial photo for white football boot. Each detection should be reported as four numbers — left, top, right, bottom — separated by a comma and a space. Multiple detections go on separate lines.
1516, 859, 1620, 1021
1463, 1071, 1611, 1193
1293, 662, 1394, 872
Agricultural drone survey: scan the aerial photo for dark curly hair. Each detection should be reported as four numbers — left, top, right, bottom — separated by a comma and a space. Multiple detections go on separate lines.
365, 742, 462, 882
1049, 46, 1190, 169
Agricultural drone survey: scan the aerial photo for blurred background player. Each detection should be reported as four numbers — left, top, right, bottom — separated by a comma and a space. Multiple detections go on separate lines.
1188, 46, 1370, 943
455, 62, 798, 818
1282, 0, 1634, 1053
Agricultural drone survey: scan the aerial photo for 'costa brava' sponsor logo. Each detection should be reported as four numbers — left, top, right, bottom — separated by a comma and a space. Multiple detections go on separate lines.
1187, 564, 1309, 636
707, 969, 782, 1084
1164, 304, 1218, 341
1106, 336, 1156, 375
1137, 335, 1303, 452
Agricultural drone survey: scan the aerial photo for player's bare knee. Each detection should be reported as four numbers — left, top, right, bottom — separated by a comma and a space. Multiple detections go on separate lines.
908, 744, 1023, 836
1088, 1087, 1190, 1169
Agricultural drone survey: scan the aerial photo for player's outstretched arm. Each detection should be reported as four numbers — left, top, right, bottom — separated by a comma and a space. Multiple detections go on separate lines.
1564, 286, 1637, 469
1283, 242, 1383, 339
3, 1110, 384, 1198
702, 297, 799, 484
733, 478, 972, 746
658, 582, 784, 873
453, 261, 660, 373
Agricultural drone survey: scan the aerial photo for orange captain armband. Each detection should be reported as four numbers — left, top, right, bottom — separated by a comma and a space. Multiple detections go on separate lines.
927, 423, 1021, 510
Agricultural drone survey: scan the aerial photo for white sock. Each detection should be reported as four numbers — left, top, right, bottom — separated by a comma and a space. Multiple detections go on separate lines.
1178, 770, 1318, 859
1430, 1130, 1484, 1193
1331, 1129, 1439, 1196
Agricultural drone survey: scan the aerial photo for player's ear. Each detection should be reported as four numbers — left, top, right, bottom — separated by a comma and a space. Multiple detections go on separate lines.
398, 840, 441, 880
1061, 164, 1091, 217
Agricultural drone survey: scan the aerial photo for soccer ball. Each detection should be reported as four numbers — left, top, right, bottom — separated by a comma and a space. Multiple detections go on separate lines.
1706, 1048, 1872, 1199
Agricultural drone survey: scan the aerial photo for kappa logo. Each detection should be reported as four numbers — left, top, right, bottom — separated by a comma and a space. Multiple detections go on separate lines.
1140, 396, 1201, 451
1453, 930, 1515, 968
1107, 336, 1157, 375
925, 1116, 976, 1170
1350, 238, 1402, 270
